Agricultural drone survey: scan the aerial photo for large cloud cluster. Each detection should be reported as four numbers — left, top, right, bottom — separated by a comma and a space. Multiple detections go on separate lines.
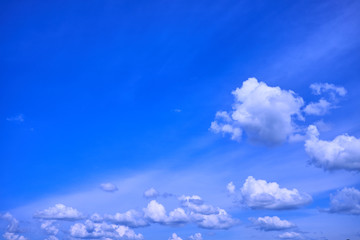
211, 78, 304, 145
70, 220, 143, 239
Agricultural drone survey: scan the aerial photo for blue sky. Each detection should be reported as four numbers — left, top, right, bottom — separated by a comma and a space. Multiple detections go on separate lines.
1, 0, 360, 239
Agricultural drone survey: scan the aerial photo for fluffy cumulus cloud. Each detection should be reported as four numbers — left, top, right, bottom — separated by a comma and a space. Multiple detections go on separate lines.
249, 216, 295, 231
327, 187, 360, 215
143, 188, 159, 198
105, 210, 148, 228
168, 233, 182, 240
189, 233, 203, 240
1, 213, 19, 233
179, 195, 217, 215
191, 209, 237, 229
211, 78, 304, 145
100, 183, 118, 192
278, 232, 302, 239
1, 213, 27, 240
143, 200, 188, 225
40, 220, 59, 235
303, 99, 332, 115
239, 176, 312, 209
2, 232, 27, 240
305, 125, 360, 171
305, 83, 346, 116
34, 204, 84, 221
169, 233, 202, 240
70, 220, 143, 239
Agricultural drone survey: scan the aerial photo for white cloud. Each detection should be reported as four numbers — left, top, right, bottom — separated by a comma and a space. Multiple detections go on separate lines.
168, 233, 182, 240
143, 200, 189, 225
1, 213, 19, 233
100, 183, 118, 192
305, 125, 360, 171
189, 233, 203, 240
279, 232, 302, 239
303, 99, 332, 115
249, 216, 295, 231
90, 213, 103, 222
169, 233, 203, 240
191, 209, 237, 229
1, 214, 26, 240
70, 220, 143, 239
2, 232, 27, 240
6, 114, 24, 122
143, 188, 159, 198
105, 210, 148, 228
327, 187, 360, 215
227, 182, 235, 194
45, 236, 58, 240
210, 120, 242, 141
310, 83, 347, 97
179, 195, 217, 215
40, 220, 59, 235
239, 176, 312, 209
34, 204, 84, 221
211, 78, 304, 145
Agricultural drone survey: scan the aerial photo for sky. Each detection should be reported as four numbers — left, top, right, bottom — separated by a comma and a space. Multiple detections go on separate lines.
1, 0, 360, 239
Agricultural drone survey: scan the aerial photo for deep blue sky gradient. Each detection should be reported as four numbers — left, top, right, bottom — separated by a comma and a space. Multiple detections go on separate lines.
1, 1, 360, 239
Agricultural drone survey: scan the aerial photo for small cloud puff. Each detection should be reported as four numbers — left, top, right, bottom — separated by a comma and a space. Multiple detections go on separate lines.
105, 210, 149, 228
238, 176, 312, 209
40, 220, 59, 235
327, 187, 360, 215
100, 183, 118, 192
191, 209, 238, 229
3, 232, 28, 240
169, 233, 183, 240
303, 99, 332, 116
278, 232, 302, 239
179, 195, 217, 215
249, 216, 295, 231
143, 188, 159, 198
143, 200, 188, 225
211, 78, 304, 145
305, 125, 360, 171
169, 233, 203, 240
34, 204, 84, 221
189, 233, 203, 240
227, 182, 235, 194
6, 114, 24, 122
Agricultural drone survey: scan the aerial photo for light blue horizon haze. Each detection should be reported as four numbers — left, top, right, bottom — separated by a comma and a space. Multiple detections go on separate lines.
1, 0, 360, 240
